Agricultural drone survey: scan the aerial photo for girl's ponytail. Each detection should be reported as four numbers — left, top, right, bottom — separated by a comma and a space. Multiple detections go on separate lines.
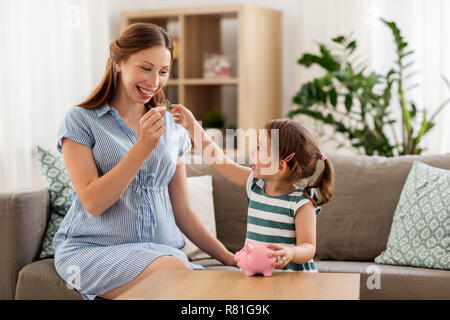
304, 157, 335, 206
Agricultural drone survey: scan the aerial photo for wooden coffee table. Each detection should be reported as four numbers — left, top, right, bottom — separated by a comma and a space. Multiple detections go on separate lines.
114, 270, 360, 300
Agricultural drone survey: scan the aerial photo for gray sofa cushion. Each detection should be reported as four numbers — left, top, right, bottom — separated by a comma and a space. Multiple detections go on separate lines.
315, 260, 450, 300
15, 259, 82, 300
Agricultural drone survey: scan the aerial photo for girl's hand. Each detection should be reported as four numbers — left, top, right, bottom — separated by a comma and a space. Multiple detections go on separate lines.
138, 106, 166, 152
222, 251, 237, 266
171, 104, 196, 132
268, 243, 294, 269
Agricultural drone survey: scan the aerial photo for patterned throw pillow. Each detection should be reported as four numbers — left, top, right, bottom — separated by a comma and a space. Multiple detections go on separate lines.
375, 161, 449, 270
36, 145, 74, 259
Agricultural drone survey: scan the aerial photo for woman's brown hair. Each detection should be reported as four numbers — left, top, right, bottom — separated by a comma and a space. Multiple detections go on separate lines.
78, 23, 173, 109
264, 119, 335, 206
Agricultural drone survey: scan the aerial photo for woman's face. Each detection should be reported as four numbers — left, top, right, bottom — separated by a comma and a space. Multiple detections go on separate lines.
116, 46, 171, 105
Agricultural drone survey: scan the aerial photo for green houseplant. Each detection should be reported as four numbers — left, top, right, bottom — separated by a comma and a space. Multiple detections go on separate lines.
203, 108, 225, 129
288, 18, 450, 156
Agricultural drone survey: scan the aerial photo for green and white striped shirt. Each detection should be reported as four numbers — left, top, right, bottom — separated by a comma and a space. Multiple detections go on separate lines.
245, 172, 321, 272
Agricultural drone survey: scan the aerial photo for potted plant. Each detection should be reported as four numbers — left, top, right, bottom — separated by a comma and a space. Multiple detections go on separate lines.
203, 108, 225, 129
203, 108, 226, 148
288, 18, 450, 157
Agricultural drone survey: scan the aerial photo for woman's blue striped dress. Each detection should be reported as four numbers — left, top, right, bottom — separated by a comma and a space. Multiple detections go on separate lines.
53, 104, 204, 300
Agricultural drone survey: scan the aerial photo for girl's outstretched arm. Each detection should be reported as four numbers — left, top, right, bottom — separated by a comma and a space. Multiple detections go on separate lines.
171, 104, 251, 187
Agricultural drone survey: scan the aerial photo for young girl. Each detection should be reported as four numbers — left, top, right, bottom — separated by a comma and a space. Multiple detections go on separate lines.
172, 105, 335, 272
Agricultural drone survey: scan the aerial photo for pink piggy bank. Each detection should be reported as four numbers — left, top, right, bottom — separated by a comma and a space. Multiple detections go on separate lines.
234, 240, 277, 277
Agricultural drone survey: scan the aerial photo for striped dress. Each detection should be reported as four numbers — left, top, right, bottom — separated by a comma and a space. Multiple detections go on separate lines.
53, 104, 204, 300
245, 171, 321, 272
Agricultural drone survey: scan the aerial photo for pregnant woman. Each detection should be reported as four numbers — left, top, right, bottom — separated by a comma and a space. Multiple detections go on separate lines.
53, 22, 235, 300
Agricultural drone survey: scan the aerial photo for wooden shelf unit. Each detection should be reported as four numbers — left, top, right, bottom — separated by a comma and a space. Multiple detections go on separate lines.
122, 4, 282, 151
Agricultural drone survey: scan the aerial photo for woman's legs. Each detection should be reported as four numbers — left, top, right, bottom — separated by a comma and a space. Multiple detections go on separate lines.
99, 255, 193, 299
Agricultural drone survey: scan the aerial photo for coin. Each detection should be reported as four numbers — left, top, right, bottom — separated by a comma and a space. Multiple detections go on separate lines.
161, 99, 172, 112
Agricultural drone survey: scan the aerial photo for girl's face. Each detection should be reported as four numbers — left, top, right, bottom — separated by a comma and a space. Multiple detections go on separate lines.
251, 130, 275, 178
116, 46, 171, 105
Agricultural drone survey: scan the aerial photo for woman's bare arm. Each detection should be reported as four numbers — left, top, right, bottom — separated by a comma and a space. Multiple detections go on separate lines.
169, 157, 236, 265
62, 137, 152, 217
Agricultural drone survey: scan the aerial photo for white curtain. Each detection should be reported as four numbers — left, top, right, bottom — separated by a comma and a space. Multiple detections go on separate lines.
294, 0, 450, 156
0, 0, 110, 191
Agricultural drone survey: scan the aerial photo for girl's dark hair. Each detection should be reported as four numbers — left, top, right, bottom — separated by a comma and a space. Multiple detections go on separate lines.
264, 119, 335, 206
78, 23, 173, 109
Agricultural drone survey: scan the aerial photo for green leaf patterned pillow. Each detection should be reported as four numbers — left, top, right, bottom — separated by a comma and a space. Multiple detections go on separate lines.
36, 145, 74, 259
375, 161, 450, 270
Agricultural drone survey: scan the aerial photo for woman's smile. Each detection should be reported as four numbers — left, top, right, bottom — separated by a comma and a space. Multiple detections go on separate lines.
136, 85, 156, 99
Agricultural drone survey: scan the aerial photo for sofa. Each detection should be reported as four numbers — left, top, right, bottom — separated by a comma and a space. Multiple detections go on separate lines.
1, 153, 449, 300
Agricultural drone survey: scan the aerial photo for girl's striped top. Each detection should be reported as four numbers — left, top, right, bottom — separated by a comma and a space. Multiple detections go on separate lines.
245, 171, 321, 272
